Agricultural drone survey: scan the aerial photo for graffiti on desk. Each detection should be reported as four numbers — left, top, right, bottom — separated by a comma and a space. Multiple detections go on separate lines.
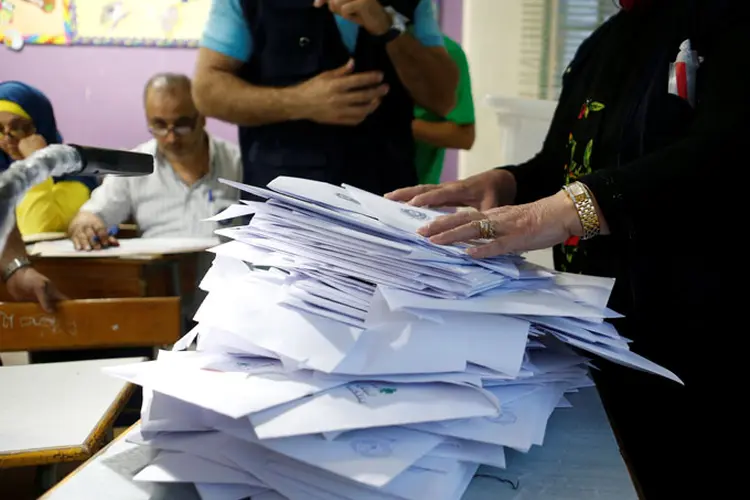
0, 310, 13, 328
0, 310, 77, 336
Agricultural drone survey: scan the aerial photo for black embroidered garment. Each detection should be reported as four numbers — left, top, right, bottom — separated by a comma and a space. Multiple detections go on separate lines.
502, 1, 743, 497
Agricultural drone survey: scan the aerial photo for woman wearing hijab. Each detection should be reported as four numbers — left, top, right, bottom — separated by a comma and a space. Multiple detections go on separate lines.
387, 0, 740, 497
0, 81, 96, 236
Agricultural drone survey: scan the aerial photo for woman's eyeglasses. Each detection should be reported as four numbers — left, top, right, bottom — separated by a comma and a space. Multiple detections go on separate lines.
0, 121, 35, 141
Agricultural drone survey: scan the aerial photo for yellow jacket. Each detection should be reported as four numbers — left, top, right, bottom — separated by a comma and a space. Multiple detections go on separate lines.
15, 178, 91, 236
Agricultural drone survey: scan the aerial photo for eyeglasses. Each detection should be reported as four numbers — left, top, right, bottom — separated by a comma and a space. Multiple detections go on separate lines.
0, 121, 35, 141
148, 116, 198, 138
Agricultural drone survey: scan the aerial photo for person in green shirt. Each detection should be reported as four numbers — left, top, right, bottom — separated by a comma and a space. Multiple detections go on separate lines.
413, 34, 475, 184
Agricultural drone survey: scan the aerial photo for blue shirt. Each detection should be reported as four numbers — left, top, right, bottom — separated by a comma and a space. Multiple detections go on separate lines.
200, 0, 444, 61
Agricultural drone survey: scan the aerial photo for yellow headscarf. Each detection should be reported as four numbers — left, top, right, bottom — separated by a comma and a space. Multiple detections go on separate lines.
0, 100, 31, 120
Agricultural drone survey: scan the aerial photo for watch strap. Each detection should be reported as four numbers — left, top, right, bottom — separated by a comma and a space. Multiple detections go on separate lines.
375, 28, 403, 44
373, 6, 407, 44
563, 181, 601, 240
2, 257, 31, 282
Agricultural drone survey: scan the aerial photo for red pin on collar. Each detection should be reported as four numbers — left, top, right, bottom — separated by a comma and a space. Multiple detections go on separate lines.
619, 0, 653, 11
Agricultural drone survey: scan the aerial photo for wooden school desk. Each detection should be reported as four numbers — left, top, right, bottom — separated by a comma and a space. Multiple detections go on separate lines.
0, 357, 146, 492
0, 235, 216, 303
0, 298, 181, 352
41, 387, 638, 500
0, 253, 200, 302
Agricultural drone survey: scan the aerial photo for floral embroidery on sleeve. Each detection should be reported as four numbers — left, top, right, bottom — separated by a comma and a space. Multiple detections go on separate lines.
560, 98, 605, 270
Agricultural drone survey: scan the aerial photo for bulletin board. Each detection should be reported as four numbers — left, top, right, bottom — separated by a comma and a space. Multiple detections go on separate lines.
71, 0, 211, 47
0, 0, 210, 49
0, 0, 74, 47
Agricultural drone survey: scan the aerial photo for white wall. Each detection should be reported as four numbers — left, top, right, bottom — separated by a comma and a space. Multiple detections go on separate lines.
460, 0, 527, 179
460, 0, 555, 268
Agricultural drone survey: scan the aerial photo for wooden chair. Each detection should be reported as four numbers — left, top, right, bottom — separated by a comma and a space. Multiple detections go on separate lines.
0, 297, 181, 352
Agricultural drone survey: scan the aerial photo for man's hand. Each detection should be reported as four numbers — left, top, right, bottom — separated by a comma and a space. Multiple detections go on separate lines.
69, 212, 119, 251
18, 134, 48, 158
295, 59, 389, 126
6, 267, 67, 313
314, 0, 392, 35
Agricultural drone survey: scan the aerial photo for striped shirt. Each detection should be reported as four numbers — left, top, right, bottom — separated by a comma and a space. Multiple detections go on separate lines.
80, 135, 242, 238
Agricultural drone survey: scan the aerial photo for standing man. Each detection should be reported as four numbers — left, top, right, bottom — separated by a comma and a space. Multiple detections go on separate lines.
194, 0, 458, 195
413, 32, 475, 184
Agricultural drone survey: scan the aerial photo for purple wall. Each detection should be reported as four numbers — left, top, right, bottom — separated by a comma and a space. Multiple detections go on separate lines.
0, 46, 232, 149
0, 0, 463, 180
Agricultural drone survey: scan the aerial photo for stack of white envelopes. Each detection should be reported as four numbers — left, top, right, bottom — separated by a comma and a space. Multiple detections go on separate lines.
104, 176, 681, 500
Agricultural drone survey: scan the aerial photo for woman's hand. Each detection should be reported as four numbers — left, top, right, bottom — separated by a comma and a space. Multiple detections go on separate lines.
18, 134, 47, 158
418, 190, 584, 259
385, 169, 517, 211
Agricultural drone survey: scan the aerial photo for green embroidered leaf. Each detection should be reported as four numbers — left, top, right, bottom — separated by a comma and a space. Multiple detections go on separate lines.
589, 101, 605, 112
583, 140, 593, 170
569, 160, 578, 176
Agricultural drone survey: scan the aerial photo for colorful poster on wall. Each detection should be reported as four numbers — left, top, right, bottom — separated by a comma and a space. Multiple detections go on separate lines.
0, 0, 73, 48
71, 0, 210, 47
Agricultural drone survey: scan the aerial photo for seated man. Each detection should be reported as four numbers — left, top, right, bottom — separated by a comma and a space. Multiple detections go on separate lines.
69, 73, 242, 249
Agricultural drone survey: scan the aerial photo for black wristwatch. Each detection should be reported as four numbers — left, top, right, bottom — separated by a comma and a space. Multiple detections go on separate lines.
373, 7, 408, 44
2, 256, 31, 282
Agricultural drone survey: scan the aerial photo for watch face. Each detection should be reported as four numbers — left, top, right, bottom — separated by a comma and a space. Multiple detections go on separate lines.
569, 183, 585, 196
395, 14, 407, 32
384, 6, 408, 32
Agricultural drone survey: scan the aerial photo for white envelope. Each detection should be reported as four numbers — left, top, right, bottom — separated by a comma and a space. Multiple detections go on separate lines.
380, 286, 620, 320
133, 450, 257, 485
103, 356, 345, 419
410, 382, 569, 452
249, 381, 500, 439
219, 423, 443, 488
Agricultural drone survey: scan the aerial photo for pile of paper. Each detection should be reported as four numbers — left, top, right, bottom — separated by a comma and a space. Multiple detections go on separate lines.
103, 176, 680, 500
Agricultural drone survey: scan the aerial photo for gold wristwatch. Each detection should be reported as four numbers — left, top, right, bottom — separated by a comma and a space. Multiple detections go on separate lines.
563, 181, 600, 240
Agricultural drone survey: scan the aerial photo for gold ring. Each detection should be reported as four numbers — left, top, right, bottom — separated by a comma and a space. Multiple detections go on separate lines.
474, 218, 496, 239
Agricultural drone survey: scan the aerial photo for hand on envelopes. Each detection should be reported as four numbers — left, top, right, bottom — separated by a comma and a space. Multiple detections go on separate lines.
418, 190, 583, 259
386, 169, 587, 259
385, 169, 517, 212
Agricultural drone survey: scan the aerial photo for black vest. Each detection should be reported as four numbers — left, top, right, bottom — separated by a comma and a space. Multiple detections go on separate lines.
238, 0, 420, 195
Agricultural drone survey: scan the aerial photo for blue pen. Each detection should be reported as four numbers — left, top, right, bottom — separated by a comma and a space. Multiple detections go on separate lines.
208, 188, 215, 215
92, 225, 118, 243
